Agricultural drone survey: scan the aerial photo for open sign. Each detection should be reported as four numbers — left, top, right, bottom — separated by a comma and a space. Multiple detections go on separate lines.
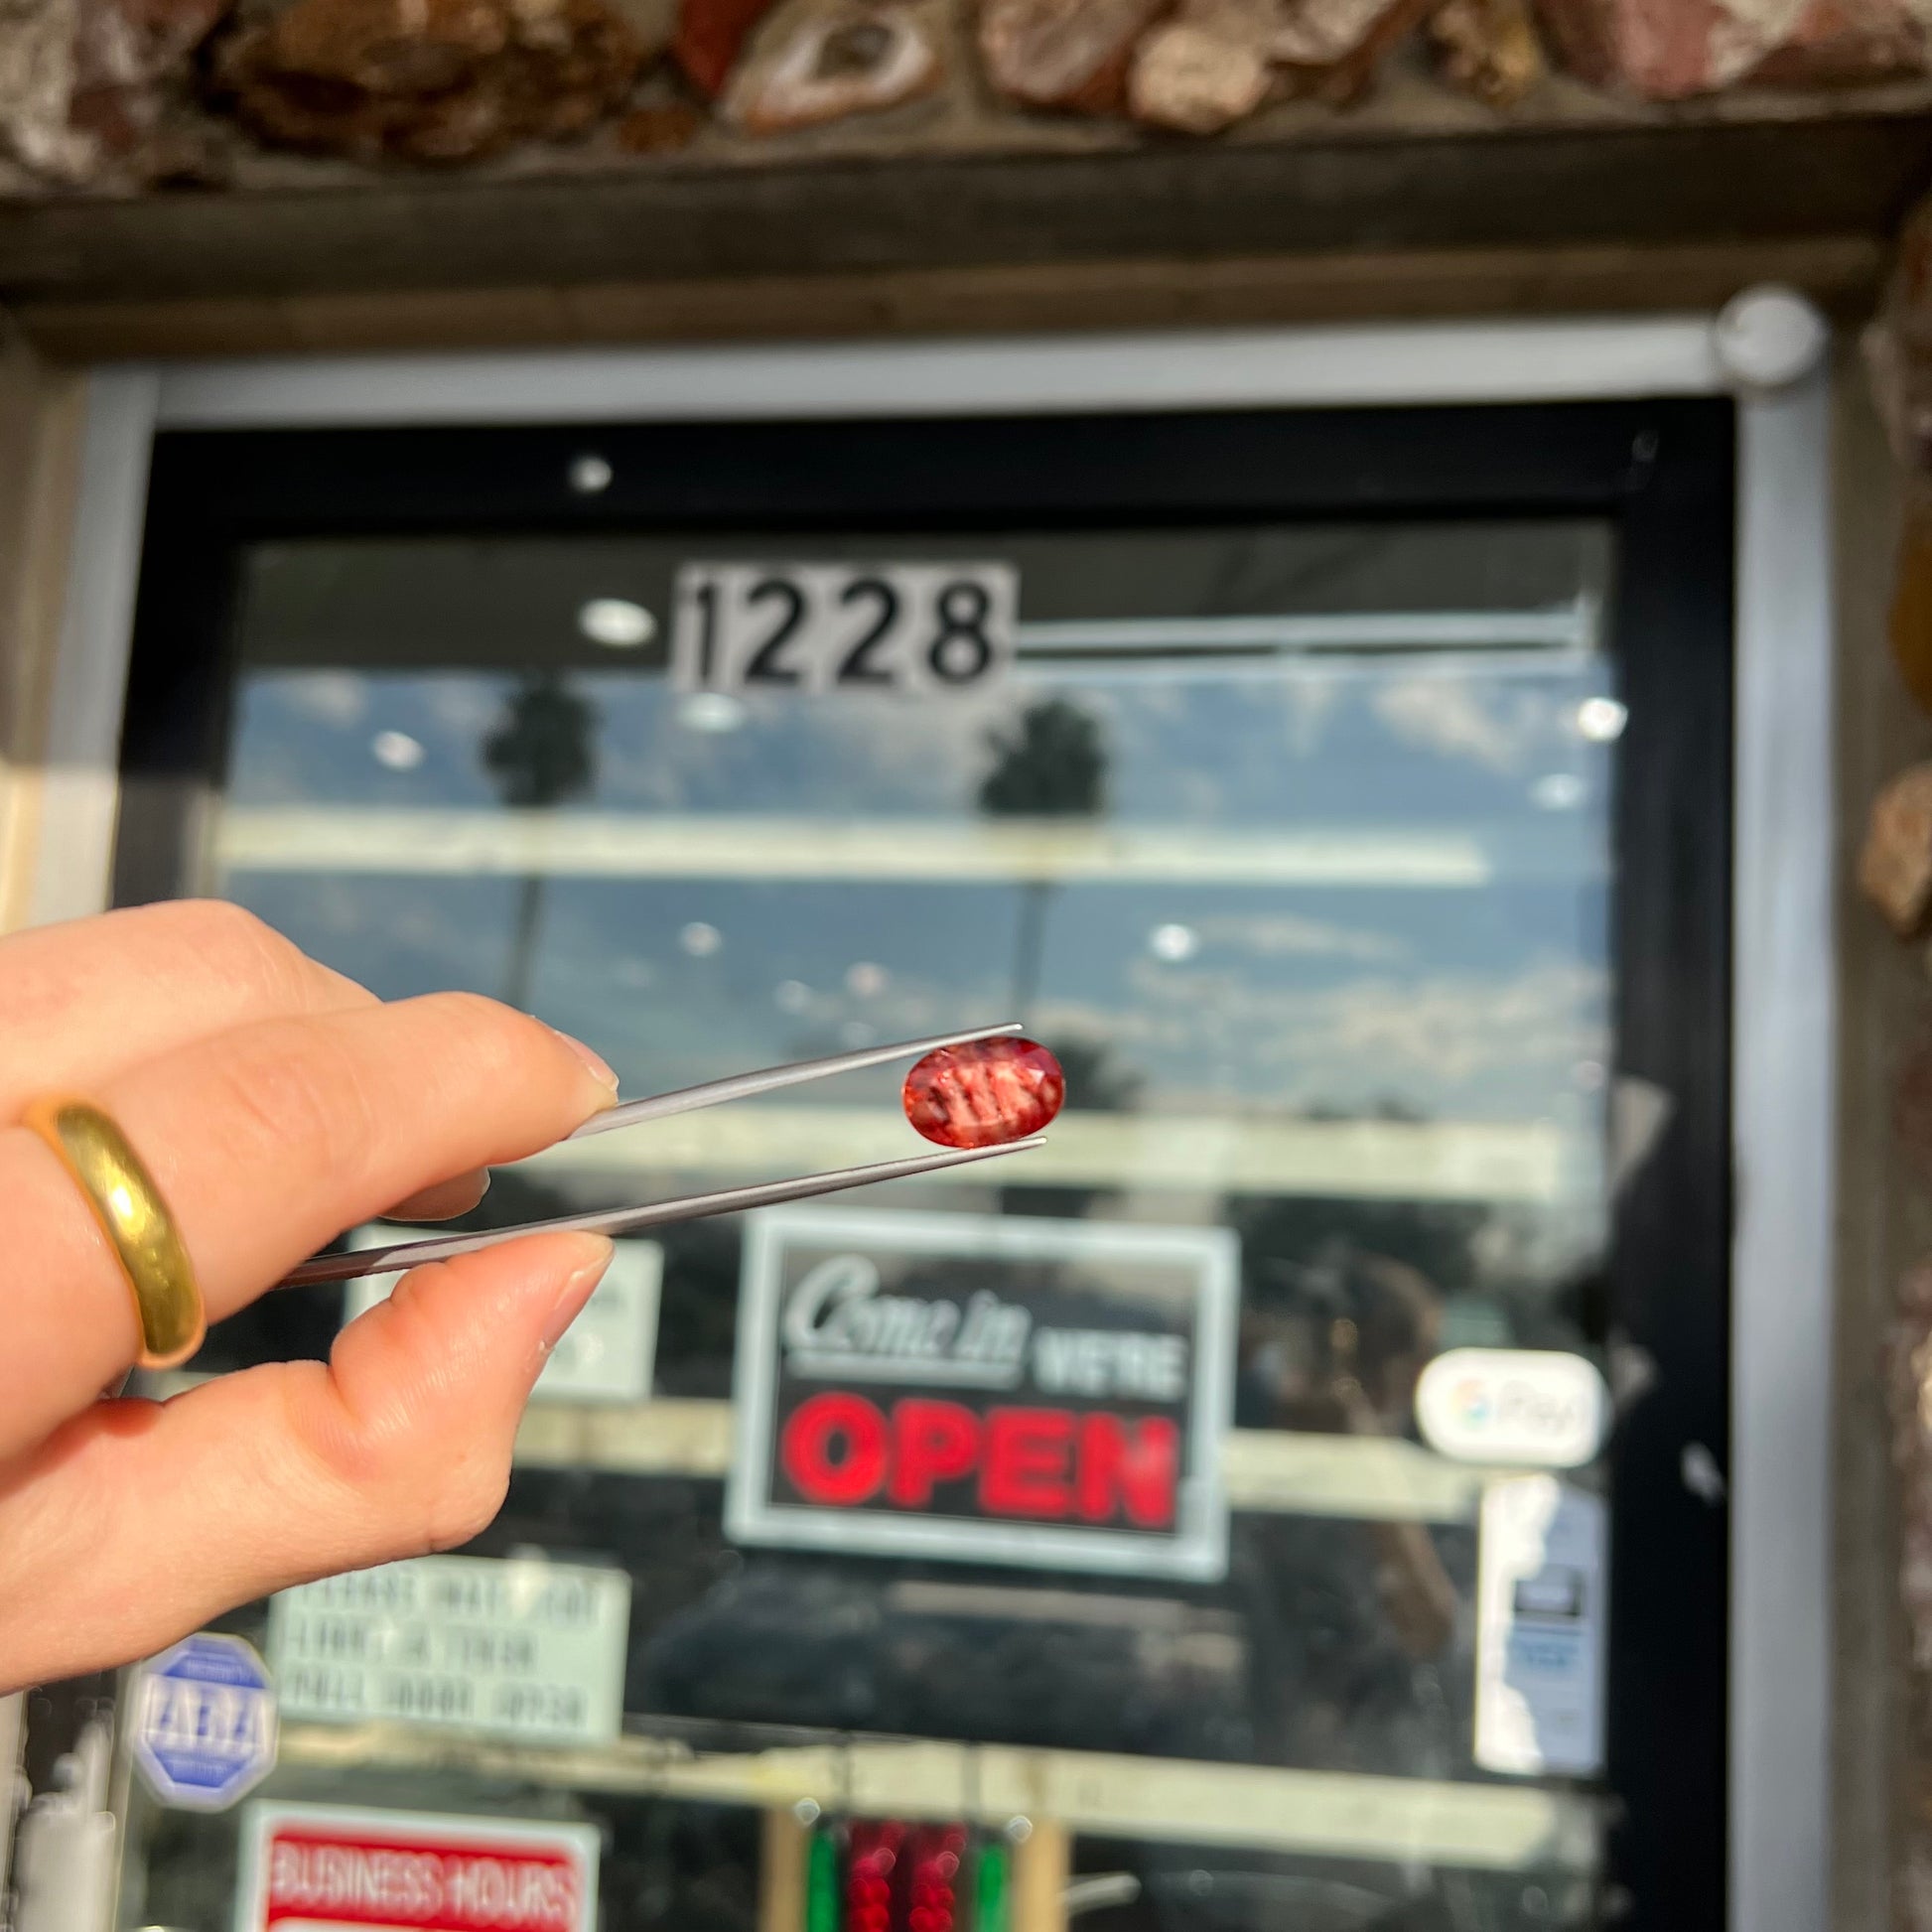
779, 1392, 1180, 1524
726, 1208, 1237, 1579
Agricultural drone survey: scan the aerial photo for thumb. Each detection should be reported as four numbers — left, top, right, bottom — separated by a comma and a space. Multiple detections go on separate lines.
301, 1229, 617, 1557
0, 1232, 613, 1692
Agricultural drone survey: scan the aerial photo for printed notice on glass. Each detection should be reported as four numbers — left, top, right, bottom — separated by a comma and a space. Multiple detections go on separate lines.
671, 563, 1017, 697
345, 1231, 660, 1406
1473, 1475, 1606, 1777
268, 1554, 629, 1746
235, 1802, 600, 1932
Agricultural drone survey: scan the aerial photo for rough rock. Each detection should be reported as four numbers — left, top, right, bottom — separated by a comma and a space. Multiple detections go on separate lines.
1269, 0, 1419, 64
1531, 0, 1721, 91
1, 0, 232, 179
724, 0, 940, 128
72, 0, 234, 94
0, 0, 88, 178
70, 0, 233, 160
1532, 0, 1928, 99
1114, 0, 1425, 112
978, 0, 1169, 113
673, 0, 778, 93
1128, 17, 1268, 127
1164, 0, 1288, 58
1862, 763, 1932, 935
1748, 0, 1929, 84
215, 0, 643, 161
1430, 0, 1546, 103
1270, 0, 1434, 98
255, 0, 506, 92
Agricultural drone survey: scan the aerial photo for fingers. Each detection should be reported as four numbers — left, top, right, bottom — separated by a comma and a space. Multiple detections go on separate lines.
382, 1170, 491, 1223
0, 1233, 612, 1697
0, 993, 618, 1456
7, 900, 483, 1219
0, 900, 376, 1122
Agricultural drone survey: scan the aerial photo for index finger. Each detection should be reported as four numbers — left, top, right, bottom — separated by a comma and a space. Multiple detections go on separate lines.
0, 899, 375, 1122
0, 991, 619, 1455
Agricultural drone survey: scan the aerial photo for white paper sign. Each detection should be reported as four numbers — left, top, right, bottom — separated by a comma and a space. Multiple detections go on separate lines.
345, 1230, 660, 1405
269, 1555, 629, 1746
1473, 1475, 1606, 1777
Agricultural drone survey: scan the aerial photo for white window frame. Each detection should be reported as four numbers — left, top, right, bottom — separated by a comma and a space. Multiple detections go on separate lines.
29, 314, 1834, 1932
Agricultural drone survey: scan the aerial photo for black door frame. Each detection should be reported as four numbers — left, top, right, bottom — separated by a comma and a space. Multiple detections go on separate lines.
112, 398, 1736, 1929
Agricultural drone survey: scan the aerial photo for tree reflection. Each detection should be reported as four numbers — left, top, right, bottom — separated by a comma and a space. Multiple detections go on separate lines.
978, 698, 1107, 817
483, 672, 597, 1014
978, 698, 1107, 1022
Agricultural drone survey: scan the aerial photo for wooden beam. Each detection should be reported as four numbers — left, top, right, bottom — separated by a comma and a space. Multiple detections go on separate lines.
3, 236, 1891, 362
0, 104, 1924, 323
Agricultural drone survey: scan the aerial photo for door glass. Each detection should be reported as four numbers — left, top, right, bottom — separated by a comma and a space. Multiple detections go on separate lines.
125, 519, 1618, 1932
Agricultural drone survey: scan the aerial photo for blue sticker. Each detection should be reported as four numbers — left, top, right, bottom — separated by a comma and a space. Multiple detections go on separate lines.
132, 1632, 277, 1812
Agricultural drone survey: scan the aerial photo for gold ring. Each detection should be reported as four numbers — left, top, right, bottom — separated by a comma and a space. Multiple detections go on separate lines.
23, 1097, 206, 1370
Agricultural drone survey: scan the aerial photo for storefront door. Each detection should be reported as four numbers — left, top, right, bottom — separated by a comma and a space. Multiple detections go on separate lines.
100, 394, 1735, 1932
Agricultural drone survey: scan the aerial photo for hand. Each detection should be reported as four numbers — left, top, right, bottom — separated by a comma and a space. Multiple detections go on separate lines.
0, 900, 620, 1696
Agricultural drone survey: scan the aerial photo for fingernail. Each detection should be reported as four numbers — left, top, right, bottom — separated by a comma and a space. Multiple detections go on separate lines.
540, 1237, 615, 1353
549, 1026, 620, 1094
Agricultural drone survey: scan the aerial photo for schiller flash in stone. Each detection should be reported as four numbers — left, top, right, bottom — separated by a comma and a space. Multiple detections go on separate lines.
901, 1036, 1064, 1149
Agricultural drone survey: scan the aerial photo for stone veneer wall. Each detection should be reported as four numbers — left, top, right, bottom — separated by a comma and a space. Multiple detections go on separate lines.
3, 0, 1932, 201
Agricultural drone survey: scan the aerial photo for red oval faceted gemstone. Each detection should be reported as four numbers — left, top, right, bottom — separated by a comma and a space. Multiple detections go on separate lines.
902, 1036, 1064, 1149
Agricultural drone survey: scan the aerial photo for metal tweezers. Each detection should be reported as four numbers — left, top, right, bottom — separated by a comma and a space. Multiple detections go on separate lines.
278, 1023, 1041, 1290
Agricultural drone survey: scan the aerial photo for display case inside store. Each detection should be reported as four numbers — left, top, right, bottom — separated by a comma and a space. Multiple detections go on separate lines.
91, 400, 1734, 1932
